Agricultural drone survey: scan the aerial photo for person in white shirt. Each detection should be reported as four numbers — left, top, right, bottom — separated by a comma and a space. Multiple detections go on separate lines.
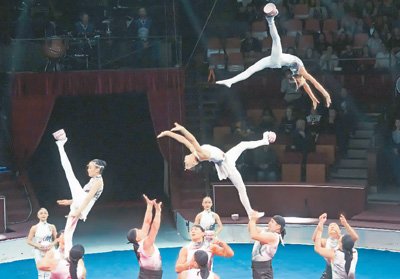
178, 250, 220, 279
216, 3, 331, 110
194, 197, 223, 243
314, 214, 358, 279
158, 123, 276, 218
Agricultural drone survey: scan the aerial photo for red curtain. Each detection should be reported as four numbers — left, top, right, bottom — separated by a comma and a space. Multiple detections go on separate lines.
11, 69, 186, 208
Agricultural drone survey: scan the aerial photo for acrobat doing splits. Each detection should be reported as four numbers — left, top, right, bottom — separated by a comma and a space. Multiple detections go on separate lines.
158, 122, 276, 218
217, 3, 331, 109
53, 129, 106, 257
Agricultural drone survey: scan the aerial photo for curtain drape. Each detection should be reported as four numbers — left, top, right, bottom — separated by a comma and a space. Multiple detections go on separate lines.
11, 69, 186, 208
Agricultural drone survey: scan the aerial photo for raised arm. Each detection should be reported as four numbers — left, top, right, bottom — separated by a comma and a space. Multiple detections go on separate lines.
314, 223, 335, 261
143, 201, 162, 255
312, 213, 327, 247
214, 213, 223, 236
300, 67, 331, 107
170, 123, 209, 159
210, 239, 234, 258
175, 247, 191, 273
302, 82, 319, 110
157, 130, 195, 153
248, 211, 277, 245
340, 214, 359, 242
141, 194, 154, 234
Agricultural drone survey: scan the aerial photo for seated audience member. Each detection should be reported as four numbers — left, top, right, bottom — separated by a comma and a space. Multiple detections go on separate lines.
323, 108, 338, 134
387, 27, 400, 60
302, 47, 320, 73
368, 30, 383, 57
353, 18, 369, 35
291, 119, 313, 162
74, 12, 95, 37
314, 33, 330, 56
252, 145, 278, 182
340, 45, 358, 72
319, 46, 339, 71
308, 0, 328, 20
241, 30, 262, 54
306, 107, 323, 137
358, 45, 375, 72
281, 70, 301, 104
374, 43, 395, 71
334, 32, 350, 55
391, 118, 400, 186
279, 106, 296, 134
258, 107, 276, 133
234, 120, 255, 138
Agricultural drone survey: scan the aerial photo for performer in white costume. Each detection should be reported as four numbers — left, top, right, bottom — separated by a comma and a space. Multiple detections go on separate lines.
53, 129, 106, 257
127, 194, 163, 279
194, 197, 223, 243
178, 250, 220, 279
248, 211, 286, 279
27, 208, 57, 279
175, 225, 234, 274
158, 122, 276, 218
216, 3, 331, 110
312, 213, 359, 279
314, 214, 358, 279
37, 231, 86, 279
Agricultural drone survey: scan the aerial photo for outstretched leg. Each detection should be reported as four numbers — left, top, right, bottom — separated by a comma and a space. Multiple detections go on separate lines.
267, 14, 282, 60
227, 168, 255, 217
226, 132, 272, 163
64, 215, 79, 258
56, 140, 85, 202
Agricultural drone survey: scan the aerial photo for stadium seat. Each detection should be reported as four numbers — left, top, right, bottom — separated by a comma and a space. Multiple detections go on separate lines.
208, 53, 225, 70
225, 38, 242, 54
323, 19, 338, 33
281, 35, 296, 51
213, 126, 231, 146
252, 20, 268, 40
298, 35, 314, 50
284, 19, 303, 37
207, 37, 223, 57
306, 153, 328, 183
262, 37, 272, 52
228, 52, 245, 72
304, 19, 321, 33
294, 4, 309, 20
247, 109, 263, 127
281, 152, 303, 182
353, 33, 369, 49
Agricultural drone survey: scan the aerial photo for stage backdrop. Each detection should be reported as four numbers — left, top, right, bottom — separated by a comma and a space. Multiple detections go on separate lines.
11, 69, 189, 209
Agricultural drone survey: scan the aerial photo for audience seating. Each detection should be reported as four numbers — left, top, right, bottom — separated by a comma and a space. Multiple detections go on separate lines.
304, 19, 321, 33
306, 152, 328, 183
322, 19, 338, 33
262, 37, 272, 52
316, 134, 337, 165
207, 38, 223, 57
208, 53, 225, 69
252, 20, 268, 40
281, 152, 303, 182
228, 53, 245, 72
247, 109, 263, 127
281, 36, 296, 51
298, 34, 314, 50
270, 133, 292, 164
225, 38, 242, 54
293, 4, 309, 20
284, 19, 303, 37
272, 107, 285, 126
353, 33, 369, 49
213, 126, 231, 146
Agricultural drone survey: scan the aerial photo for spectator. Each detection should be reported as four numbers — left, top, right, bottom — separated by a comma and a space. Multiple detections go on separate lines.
280, 106, 297, 134
306, 107, 323, 137
340, 44, 358, 72
387, 27, 400, 57
362, 0, 378, 19
374, 43, 395, 71
233, 120, 255, 138
391, 118, 400, 187
336, 87, 357, 145
308, 0, 328, 20
291, 119, 312, 162
302, 47, 320, 72
319, 46, 339, 71
380, 22, 392, 44
323, 108, 338, 134
353, 18, 369, 35
334, 32, 351, 54
252, 145, 278, 182
258, 108, 276, 133
281, 70, 301, 104
74, 12, 95, 37
285, 47, 296, 55
368, 30, 383, 56
358, 45, 375, 72
378, 0, 396, 17
392, 10, 400, 29
339, 15, 356, 38
241, 30, 262, 54
315, 33, 330, 55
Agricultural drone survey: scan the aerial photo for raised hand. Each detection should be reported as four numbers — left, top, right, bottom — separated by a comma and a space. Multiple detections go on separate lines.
154, 200, 162, 212
143, 194, 154, 207
319, 213, 327, 224
250, 210, 260, 221
339, 214, 348, 226
157, 131, 171, 138
324, 94, 331, 108
170, 122, 185, 132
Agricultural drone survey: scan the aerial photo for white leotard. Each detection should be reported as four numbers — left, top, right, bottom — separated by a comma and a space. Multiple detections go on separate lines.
186, 241, 213, 271
325, 237, 339, 264
331, 248, 358, 279
51, 249, 84, 279
75, 175, 103, 221
196, 144, 231, 180
185, 269, 215, 279
137, 239, 162, 270
199, 210, 216, 231
252, 230, 280, 262
33, 222, 54, 262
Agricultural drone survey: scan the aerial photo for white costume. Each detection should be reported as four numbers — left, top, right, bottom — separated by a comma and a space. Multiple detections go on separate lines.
33, 222, 54, 279
199, 210, 216, 231
331, 248, 358, 279
186, 241, 213, 271
137, 240, 162, 271
217, 16, 304, 87
251, 230, 280, 262
51, 249, 84, 279
196, 134, 270, 217
185, 269, 216, 279
56, 140, 103, 256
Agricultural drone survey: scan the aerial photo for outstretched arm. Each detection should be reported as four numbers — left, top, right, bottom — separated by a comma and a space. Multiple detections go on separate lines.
248, 211, 277, 245
302, 82, 320, 110
158, 130, 195, 153
141, 194, 154, 234
312, 213, 328, 248
143, 200, 162, 255
314, 223, 335, 261
340, 214, 359, 242
300, 67, 331, 107
170, 123, 210, 160
210, 239, 234, 258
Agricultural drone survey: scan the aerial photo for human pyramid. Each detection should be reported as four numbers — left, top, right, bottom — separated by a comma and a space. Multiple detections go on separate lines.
26, 4, 360, 279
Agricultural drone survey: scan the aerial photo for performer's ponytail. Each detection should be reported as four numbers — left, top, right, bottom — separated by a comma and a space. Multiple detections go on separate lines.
194, 250, 210, 279
342, 235, 354, 275
127, 229, 140, 261
69, 244, 85, 279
